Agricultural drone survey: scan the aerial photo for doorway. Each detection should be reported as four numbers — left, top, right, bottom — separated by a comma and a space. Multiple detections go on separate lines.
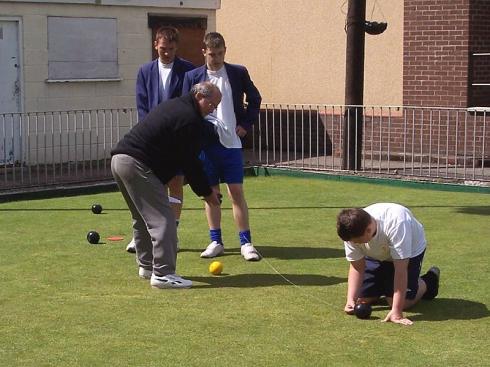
0, 19, 22, 164
148, 16, 207, 67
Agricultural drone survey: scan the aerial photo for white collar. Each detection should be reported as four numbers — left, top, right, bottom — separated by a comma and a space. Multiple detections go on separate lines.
158, 59, 174, 69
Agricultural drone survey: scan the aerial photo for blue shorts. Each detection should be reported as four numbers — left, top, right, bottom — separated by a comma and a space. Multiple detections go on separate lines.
200, 144, 244, 186
359, 250, 425, 300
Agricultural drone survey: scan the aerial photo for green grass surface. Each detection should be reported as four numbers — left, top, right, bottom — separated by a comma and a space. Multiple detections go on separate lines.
1, 176, 489, 366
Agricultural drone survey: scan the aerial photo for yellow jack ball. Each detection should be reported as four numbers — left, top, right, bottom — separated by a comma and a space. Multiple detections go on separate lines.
209, 261, 223, 275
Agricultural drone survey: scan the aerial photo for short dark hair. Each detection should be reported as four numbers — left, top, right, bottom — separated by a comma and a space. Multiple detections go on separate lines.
336, 208, 372, 241
203, 32, 226, 49
155, 26, 180, 43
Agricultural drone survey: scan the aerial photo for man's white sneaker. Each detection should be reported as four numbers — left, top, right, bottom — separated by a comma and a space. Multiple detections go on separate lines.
241, 243, 261, 261
126, 238, 136, 253
150, 274, 192, 289
200, 241, 224, 258
139, 267, 152, 279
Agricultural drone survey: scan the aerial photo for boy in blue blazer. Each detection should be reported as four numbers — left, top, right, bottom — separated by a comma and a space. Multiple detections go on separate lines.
135, 27, 195, 122
183, 32, 262, 261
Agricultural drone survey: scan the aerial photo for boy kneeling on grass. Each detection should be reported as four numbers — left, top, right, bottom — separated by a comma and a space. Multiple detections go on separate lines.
336, 203, 440, 326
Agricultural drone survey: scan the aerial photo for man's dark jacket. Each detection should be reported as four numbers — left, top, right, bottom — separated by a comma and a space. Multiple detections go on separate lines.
111, 93, 212, 197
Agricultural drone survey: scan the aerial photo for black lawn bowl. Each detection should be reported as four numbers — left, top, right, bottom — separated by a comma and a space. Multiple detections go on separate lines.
87, 231, 100, 244
354, 303, 372, 319
91, 204, 103, 214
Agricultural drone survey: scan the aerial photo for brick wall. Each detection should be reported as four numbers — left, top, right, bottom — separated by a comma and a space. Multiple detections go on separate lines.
367, 111, 489, 165
403, 0, 470, 107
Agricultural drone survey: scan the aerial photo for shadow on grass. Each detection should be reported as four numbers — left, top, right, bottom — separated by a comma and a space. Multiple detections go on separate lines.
0, 208, 113, 211
258, 246, 344, 259
189, 273, 346, 288
454, 206, 490, 216
0, 204, 490, 215
409, 298, 489, 321
180, 246, 344, 260
3, 204, 490, 213
0, 206, 342, 212
179, 248, 239, 257
0, 206, 339, 213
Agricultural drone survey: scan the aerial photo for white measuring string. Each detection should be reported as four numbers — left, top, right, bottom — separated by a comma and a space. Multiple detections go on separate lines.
255, 247, 340, 308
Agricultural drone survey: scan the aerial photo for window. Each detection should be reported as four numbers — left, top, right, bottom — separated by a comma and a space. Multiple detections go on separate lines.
469, 52, 490, 108
47, 17, 118, 81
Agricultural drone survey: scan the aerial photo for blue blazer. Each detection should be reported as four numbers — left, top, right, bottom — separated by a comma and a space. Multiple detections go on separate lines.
182, 62, 262, 131
135, 57, 195, 122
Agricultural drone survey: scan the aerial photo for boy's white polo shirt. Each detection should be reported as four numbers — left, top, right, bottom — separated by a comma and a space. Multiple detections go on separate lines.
345, 203, 427, 262
205, 66, 242, 149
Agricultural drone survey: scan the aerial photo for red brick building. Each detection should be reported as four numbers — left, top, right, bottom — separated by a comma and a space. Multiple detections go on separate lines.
404, 0, 490, 108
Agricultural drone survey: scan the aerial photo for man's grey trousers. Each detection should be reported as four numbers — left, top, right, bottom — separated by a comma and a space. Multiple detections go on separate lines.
111, 154, 177, 276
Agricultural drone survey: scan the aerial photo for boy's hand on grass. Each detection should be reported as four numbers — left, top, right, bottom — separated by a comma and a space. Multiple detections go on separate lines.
382, 310, 413, 326
344, 302, 355, 315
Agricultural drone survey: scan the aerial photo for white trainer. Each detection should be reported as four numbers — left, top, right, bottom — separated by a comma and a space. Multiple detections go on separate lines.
200, 241, 224, 258
138, 267, 152, 279
241, 243, 261, 261
126, 238, 136, 253
150, 273, 192, 289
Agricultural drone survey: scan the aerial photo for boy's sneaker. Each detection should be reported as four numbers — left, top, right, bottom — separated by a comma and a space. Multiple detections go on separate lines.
241, 243, 261, 261
126, 238, 136, 253
150, 273, 192, 289
200, 241, 224, 258
138, 267, 152, 279
422, 266, 440, 300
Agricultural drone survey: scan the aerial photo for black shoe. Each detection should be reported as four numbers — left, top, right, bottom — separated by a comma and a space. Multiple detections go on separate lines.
422, 266, 440, 300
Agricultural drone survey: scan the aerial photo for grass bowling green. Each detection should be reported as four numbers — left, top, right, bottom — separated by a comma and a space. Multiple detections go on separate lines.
1, 175, 489, 366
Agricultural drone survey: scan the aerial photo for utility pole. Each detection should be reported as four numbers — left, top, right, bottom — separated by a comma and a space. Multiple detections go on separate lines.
342, 0, 366, 170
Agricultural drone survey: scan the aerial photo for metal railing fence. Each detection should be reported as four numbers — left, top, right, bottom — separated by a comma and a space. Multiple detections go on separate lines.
1, 108, 136, 190
249, 104, 489, 184
1, 104, 489, 192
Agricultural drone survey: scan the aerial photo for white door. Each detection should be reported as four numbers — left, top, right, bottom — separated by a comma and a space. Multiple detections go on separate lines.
0, 20, 21, 164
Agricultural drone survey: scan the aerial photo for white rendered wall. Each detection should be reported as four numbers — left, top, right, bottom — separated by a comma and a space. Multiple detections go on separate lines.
0, 1, 217, 112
